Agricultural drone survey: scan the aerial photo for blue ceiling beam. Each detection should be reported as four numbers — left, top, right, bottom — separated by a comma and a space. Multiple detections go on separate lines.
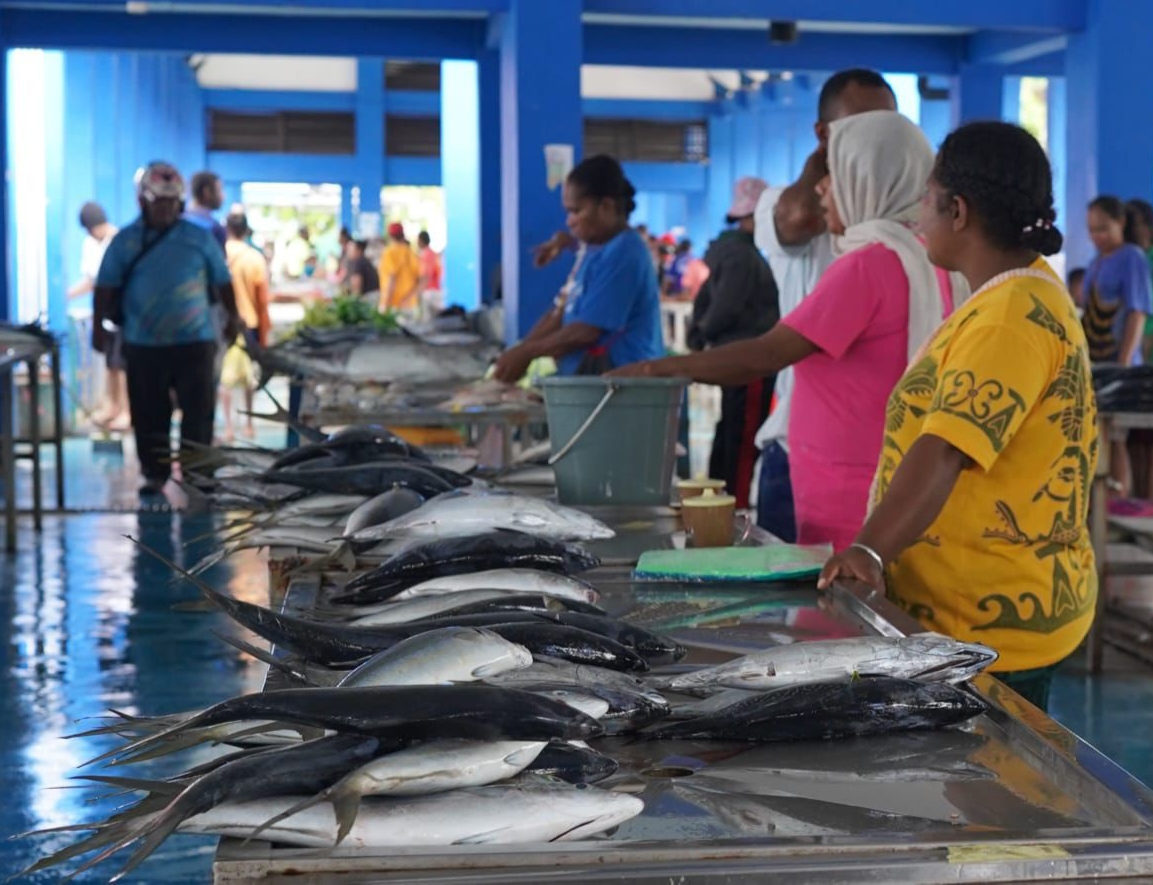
0, 8, 486, 57
582, 0, 1085, 33
584, 25, 964, 75
1, 0, 506, 14
202, 89, 357, 112
583, 98, 714, 120
967, 31, 1068, 66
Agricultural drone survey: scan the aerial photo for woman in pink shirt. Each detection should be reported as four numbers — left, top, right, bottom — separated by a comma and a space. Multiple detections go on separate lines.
612, 111, 964, 548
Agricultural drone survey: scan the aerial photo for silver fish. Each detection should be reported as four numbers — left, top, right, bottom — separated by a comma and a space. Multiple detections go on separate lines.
668, 633, 999, 693
349, 588, 580, 627
337, 626, 533, 687
344, 487, 426, 536
178, 782, 644, 847
346, 489, 615, 543
259, 335, 498, 386
485, 657, 668, 709
389, 568, 600, 604
245, 739, 547, 845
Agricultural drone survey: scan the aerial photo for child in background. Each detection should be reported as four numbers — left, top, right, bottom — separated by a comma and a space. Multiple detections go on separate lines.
1067, 267, 1086, 311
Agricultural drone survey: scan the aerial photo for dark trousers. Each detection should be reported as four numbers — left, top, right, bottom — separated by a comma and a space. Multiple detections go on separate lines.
997, 662, 1060, 712
124, 341, 218, 482
756, 441, 797, 543
708, 378, 773, 509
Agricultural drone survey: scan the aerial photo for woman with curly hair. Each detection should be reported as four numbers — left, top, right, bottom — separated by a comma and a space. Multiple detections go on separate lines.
821, 122, 1098, 712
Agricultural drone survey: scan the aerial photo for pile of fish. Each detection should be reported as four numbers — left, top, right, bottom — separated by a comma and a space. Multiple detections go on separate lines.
253, 331, 499, 388
20, 428, 1002, 877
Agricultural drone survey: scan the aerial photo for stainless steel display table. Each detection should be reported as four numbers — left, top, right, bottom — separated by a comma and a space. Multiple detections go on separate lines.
214, 506, 1153, 883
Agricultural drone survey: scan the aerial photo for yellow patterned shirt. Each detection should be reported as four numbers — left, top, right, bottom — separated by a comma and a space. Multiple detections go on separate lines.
876, 259, 1098, 673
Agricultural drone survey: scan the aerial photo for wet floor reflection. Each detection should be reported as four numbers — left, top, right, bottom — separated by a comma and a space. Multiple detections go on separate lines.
1, 512, 266, 883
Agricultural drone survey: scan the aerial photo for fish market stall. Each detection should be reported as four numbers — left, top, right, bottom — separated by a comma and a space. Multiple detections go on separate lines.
207, 506, 1153, 884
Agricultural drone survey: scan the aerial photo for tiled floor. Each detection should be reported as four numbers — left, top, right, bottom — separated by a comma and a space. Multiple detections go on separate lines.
1, 436, 1152, 883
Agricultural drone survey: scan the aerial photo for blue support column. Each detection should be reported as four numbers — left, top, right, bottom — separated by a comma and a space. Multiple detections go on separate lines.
339, 185, 353, 231
0, 46, 8, 323
1002, 75, 1022, 125
951, 64, 1004, 126
1047, 77, 1068, 249
441, 59, 480, 310
499, 0, 582, 341
919, 98, 952, 150
705, 111, 735, 240
1066, 0, 1153, 269
686, 190, 709, 253
478, 49, 501, 304
43, 51, 65, 333
355, 58, 384, 226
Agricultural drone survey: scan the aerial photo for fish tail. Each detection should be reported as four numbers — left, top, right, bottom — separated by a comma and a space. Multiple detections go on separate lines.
72, 775, 182, 797
209, 720, 314, 747
211, 630, 315, 686
10, 825, 127, 879
107, 803, 188, 883
101, 729, 214, 768
187, 549, 228, 577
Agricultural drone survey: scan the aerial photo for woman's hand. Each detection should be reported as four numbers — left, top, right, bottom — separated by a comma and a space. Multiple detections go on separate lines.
817, 546, 885, 592
606, 359, 662, 379
532, 232, 575, 269
493, 345, 534, 384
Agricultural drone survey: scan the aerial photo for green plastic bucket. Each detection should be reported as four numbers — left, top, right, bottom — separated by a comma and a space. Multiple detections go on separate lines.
539, 376, 689, 506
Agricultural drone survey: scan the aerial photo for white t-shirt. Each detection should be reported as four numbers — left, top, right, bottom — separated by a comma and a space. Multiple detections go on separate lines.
80, 231, 115, 282
752, 187, 835, 452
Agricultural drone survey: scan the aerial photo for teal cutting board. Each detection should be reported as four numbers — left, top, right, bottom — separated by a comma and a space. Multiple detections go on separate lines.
634, 544, 832, 583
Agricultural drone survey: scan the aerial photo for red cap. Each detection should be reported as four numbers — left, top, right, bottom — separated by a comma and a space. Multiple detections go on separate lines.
388, 222, 405, 239
659, 233, 676, 246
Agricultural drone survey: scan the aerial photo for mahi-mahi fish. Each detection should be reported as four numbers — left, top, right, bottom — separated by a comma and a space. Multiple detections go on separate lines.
177, 780, 642, 847
345, 489, 615, 543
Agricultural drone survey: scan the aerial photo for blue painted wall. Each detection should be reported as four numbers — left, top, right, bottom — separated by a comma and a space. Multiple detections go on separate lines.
61, 51, 204, 310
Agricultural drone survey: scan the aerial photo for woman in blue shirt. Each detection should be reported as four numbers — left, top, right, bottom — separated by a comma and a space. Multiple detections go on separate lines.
1084, 195, 1153, 497
493, 155, 663, 382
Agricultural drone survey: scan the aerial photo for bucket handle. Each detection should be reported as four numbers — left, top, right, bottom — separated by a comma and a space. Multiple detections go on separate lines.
548, 383, 619, 466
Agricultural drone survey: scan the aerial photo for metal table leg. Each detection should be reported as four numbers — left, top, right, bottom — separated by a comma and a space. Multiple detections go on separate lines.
28, 356, 42, 532
1, 366, 15, 553
51, 342, 64, 509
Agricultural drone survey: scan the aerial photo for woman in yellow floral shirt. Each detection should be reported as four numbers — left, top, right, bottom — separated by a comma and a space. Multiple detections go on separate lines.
820, 122, 1098, 712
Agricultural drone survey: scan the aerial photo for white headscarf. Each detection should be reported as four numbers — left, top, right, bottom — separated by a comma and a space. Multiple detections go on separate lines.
828, 110, 970, 362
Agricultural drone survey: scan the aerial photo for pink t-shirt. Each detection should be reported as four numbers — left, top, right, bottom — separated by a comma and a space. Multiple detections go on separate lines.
781, 242, 953, 547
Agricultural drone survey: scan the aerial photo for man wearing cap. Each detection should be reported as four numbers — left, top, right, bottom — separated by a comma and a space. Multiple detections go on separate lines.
68, 202, 127, 429
379, 221, 420, 315
94, 161, 242, 496
687, 177, 780, 508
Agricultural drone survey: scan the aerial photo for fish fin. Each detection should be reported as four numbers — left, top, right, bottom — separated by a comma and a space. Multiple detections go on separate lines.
471, 659, 519, 678
241, 789, 330, 847
332, 788, 363, 846
101, 729, 212, 767
334, 541, 357, 572
453, 826, 517, 845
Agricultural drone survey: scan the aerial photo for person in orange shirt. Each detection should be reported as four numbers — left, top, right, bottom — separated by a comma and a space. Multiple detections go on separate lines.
220, 212, 271, 441
417, 230, 444, 315
379, 222, 420, 315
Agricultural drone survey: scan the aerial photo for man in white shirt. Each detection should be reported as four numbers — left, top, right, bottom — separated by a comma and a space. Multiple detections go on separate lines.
752, 69, 897, 541
68, 202, 126, 428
